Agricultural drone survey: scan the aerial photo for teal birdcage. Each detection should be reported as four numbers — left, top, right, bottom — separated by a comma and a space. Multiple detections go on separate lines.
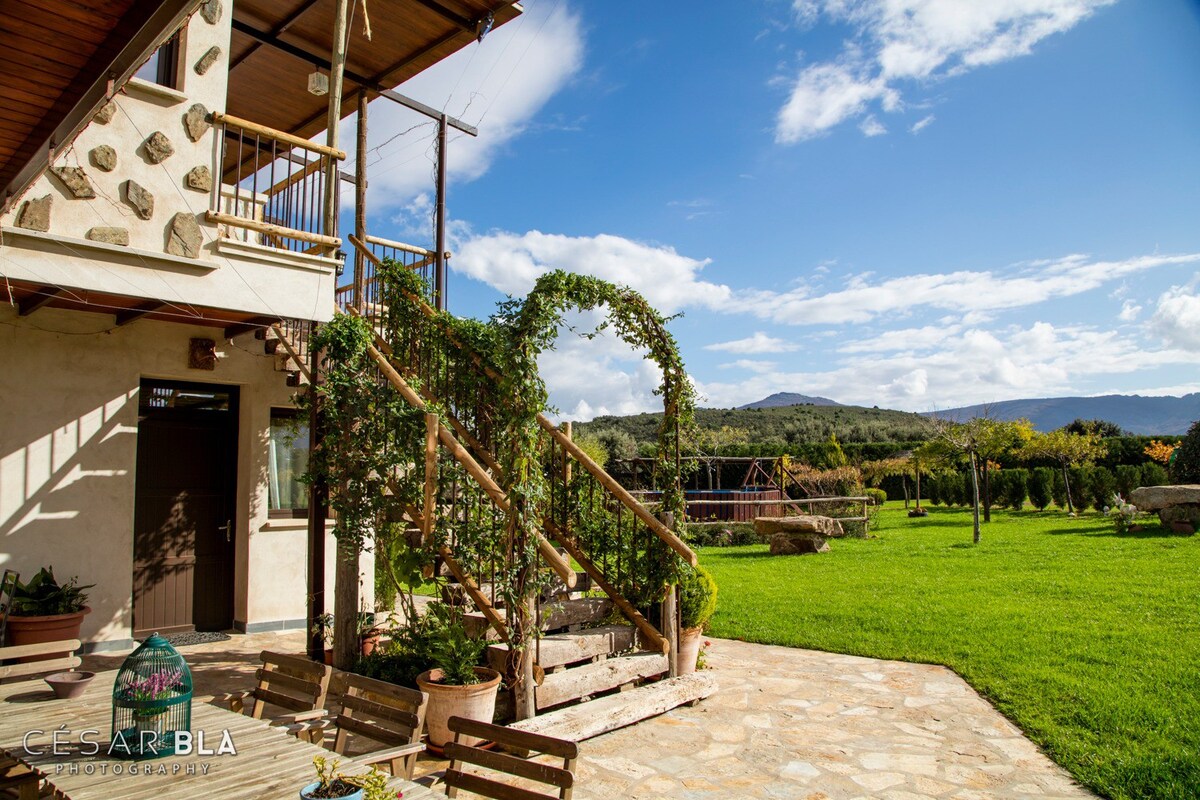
110, 633, 192, 760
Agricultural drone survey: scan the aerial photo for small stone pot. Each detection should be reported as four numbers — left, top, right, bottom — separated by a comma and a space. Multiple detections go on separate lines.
45, 671, 94, 699
677, 627, 704, 675
299, 782, 362, 800
416, 667, 501, 747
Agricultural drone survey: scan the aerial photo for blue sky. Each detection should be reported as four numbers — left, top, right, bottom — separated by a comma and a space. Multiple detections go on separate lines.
345, 0, 1200, 419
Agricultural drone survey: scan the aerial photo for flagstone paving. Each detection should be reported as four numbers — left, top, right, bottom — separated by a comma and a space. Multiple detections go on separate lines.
83, 632, 1096, 799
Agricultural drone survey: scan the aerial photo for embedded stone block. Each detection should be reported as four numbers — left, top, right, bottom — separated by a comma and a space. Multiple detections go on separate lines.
94, 102, 116, 124
143, 131, 174, 164
200, 0, 222, 24
123, 180, 154, 220
183, 104, 210, 142
184, 165, 213, 193
86, 227, 130, 246
195, 46, 221, 75
167, 212, 203, 258
89, 145, 117, 172
15, 195, 51, 231
49, 166, 95, 198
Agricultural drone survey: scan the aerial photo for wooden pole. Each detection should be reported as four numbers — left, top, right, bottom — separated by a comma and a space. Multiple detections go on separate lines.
434, 114, 447, 311
514, 595, 537, 721
305, 323, 327, 662
353, 90, 368, 310
423, 412, 437, 542
659, 512, 679, 677
321, 0, 350, 246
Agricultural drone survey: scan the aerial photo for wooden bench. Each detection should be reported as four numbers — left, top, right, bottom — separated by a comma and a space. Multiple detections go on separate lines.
215, 650, 332, 741
443, 716, 578, 800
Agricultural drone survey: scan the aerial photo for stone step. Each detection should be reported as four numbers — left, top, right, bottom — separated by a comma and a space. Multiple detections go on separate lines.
511, 672, 718, 742
486, 624, 640, 673
464, 597, 613, 640
535, 651, 668, 710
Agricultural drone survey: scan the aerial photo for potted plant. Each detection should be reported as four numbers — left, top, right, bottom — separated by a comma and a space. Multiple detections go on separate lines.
312, 612, 382, 665
6, 567, 93, 661
300, 756, 394, 800
676, 564, 717, 675
415, 605, 498, 748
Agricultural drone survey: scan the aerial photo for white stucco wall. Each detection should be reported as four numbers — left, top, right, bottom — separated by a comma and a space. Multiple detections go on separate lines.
0, 304, 370, 646
0, 4, 338, 322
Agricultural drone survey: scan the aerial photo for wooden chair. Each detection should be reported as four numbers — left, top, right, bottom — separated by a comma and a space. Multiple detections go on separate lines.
442, 716, 578, 800
215, 650, 332, 740
291, 672, 428, 779
0, 638, 82, 799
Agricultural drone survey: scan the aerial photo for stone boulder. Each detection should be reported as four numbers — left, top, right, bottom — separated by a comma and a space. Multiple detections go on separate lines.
768, 532, 829, 555
1128, 485, 1200, 512
755, 515, 845, 539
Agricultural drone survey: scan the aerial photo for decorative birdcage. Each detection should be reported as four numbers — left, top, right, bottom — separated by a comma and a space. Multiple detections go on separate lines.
110, 633, 192, 760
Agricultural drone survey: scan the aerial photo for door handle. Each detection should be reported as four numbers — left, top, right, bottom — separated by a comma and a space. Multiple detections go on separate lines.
218, 520, 232, 543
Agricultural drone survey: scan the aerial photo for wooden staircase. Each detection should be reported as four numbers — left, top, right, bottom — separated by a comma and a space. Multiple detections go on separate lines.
282, 234, 713, 737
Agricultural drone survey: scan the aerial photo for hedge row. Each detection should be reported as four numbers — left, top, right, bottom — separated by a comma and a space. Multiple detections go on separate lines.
924, 463, 1169, 512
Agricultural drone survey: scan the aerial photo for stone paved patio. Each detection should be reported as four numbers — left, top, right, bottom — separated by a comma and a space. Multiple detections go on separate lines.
83, 633, 1096, 799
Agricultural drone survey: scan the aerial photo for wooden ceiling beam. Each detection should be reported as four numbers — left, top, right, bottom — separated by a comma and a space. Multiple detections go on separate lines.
224, 316, 281, 340
229, 0, 324, 71
114, 301, 169, 326
408, 0, 477, 32
17, 286, 63, 316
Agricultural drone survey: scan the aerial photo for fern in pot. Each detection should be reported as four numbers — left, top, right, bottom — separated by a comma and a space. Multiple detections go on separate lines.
414, 604, 499, 748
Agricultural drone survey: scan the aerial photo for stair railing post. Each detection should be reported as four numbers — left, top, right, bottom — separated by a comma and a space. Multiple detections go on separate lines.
659, 511, 679, 678
514, 594, 537, 721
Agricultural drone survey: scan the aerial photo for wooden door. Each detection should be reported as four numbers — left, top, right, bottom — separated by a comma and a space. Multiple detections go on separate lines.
133, 380, 238, 637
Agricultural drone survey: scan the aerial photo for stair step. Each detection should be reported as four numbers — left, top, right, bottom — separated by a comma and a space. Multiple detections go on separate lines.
541, 572, 591, 600
486, 624, 640, 673
535, 651, 668, 710
464, 597, 613, 639
511, 672, 717, 742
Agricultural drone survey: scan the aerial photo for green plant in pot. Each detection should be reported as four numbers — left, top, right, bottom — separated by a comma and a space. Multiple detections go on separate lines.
299, 756, 393, 800
312, 612, 382, 665
676, 564, 717, 675
6, 567, 93, 661
414, 604, 500, 749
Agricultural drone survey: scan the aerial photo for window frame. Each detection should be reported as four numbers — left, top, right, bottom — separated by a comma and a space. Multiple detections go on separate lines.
267, 408, 310, 520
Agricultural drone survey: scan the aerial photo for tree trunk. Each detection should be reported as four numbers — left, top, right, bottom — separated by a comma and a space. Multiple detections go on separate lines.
915, 470, 922, 510
982, 463, 992, 523
970, 452, 981, 543
333, 539, 360, 670
1062, 463, 1075, 514
902, 475, 910, 509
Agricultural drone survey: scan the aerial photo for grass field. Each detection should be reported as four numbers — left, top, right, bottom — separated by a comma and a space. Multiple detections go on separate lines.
701, 504, 1200, 800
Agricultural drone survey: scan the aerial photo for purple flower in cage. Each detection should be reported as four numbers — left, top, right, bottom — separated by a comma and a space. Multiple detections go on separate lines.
123, 667, 183, 702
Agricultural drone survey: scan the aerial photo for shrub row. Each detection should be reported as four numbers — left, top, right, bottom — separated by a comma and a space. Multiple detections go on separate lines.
925, 463, 1169, 512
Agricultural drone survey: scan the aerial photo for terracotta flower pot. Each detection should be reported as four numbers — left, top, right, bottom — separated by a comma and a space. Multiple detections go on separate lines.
6, 606, 91, 662
677, 626, 703, 675
416, 666, 501, 747
359, 632, 381, 657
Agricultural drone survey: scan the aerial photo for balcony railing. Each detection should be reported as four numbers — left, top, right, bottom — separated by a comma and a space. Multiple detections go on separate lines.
336, 233, 443, 311
207, 112, 344, 257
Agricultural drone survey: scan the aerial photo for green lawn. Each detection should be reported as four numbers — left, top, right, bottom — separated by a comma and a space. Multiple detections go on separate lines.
701, 504, 1200, 800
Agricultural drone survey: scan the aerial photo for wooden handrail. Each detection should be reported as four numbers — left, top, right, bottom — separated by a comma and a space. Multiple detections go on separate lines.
364, 233, 437, 258
212, 112, 347, 160
207, 210, 341, 248
348, 233, 696, 567
270, 324, 312, 383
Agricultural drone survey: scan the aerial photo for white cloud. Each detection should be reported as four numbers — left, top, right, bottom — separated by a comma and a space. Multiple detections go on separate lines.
1151, 283, 1200, 351
859, 114, 888, 137
776, 0, 1113, 142
910, 114, 936, 134
453, 229, 731, 314
1118, 299, 1142, 322
734, 252, 1200, 326
347, 2, 584, 209
720, 360, 780, 374
705, 332, 800, 354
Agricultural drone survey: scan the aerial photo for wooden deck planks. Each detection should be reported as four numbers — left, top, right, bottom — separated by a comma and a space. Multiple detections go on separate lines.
0, 670, 436, 800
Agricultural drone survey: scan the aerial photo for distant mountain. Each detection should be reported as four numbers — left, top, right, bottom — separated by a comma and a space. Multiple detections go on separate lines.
738, 392, 843, 410
929, 394, 1200, 436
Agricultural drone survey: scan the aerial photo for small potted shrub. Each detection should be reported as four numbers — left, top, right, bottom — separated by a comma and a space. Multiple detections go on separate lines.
676, 564, 717, 675
299, 756, 393, 800
414, 605, 498, 748
312, 612, 383, 665
6, 567, 93, 660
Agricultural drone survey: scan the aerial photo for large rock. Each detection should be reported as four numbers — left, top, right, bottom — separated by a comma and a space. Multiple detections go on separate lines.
200, 0, 222, 24
49, 166, 95, 198
183, 104, 210, 142
86, 227, 129, 245
194, 45, 221, 75
93, 102, 116, 125
755, 515, 845, 538
769, 532, 829, 555
184, 165, 212, 193
15, 195, 51, 231
166, 212, 203, 258
143, 131, 174, 164
89, 145, 117, 172
1129, 485, 1200, 512
123, 180, 154, 219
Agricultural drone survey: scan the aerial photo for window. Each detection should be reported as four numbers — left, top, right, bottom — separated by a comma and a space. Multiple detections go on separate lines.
133, 31, 181, 89
268, 410, 309, 518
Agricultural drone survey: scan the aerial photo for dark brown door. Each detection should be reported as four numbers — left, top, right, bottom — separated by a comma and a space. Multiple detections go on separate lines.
133, 380, 238, 638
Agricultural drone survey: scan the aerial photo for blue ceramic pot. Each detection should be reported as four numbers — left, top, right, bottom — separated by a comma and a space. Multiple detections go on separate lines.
299, 782, 364, 800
